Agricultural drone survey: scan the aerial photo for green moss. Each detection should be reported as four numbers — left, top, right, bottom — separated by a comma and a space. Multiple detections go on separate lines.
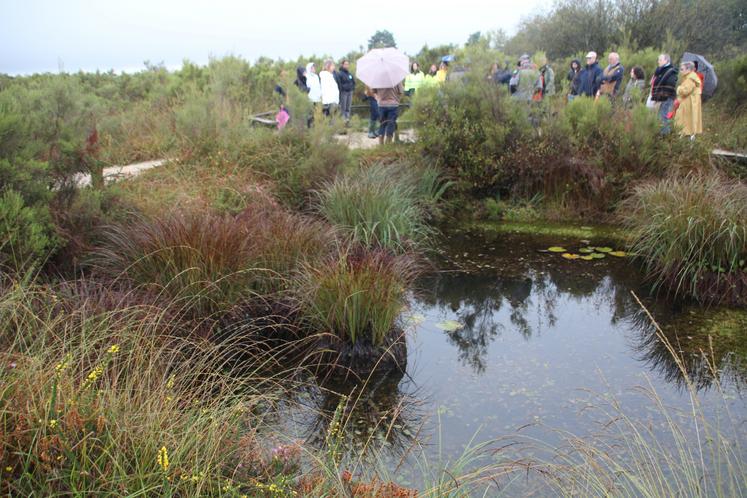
466, 220, 627, 243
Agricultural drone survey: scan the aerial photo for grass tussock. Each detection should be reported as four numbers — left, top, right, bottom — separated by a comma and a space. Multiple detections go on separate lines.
316, 164, 441, 252
622, 173, 747, 305
300, 245, 416, 346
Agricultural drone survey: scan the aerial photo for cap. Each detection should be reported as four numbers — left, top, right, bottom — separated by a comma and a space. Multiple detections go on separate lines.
585, 51, 597, 59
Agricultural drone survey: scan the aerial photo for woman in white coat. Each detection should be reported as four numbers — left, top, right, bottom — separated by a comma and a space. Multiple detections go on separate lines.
319, 59, 340, 116
305, 62, 322, 105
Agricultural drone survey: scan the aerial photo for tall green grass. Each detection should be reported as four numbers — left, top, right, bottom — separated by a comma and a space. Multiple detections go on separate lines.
299, 245, 416, 346
316, 164, 436, 252
621, 173, 747, 304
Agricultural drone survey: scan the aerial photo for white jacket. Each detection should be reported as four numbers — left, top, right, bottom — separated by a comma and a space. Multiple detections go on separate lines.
320, 70, 340, 105
306, 63, 321, 103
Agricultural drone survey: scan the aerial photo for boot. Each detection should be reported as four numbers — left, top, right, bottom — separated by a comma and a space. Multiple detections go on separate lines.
367, 120, 378, 138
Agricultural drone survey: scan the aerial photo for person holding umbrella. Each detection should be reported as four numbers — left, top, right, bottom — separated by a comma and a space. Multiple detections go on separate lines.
356, 47, 409, 144
672, 61, 703, 139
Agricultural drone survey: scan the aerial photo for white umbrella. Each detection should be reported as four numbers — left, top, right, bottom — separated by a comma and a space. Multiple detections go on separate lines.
355, 47, 409, 89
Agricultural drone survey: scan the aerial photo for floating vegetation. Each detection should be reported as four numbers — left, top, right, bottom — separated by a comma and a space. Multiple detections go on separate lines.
436, 320, 464, 331
545, 243, 627, 262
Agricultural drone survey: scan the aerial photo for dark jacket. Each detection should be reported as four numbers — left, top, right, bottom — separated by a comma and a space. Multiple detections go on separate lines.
294, 66, 309, 93
335, 68, 355, 93
577, 61, 603, 97
567, 60, 581, 95
651, 63, 678, 102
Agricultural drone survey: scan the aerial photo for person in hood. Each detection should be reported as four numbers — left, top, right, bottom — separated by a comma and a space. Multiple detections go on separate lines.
305, 62, 322, 104
622, 66, 645, 108
294, 66, 310, 94
674, 61, 702, 138
650, 53, 678, 134
319, 59, 339, 117
597, 52, 624, 100
577, 51, 603, 97
567, 59, 581, 101
335, 59, 355, 123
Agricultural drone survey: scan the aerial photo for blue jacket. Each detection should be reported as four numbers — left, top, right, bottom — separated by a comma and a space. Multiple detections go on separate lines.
577, 61, 603, 97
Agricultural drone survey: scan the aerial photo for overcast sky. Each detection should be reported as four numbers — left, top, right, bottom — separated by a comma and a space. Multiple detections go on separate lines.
1, 0, 548, 75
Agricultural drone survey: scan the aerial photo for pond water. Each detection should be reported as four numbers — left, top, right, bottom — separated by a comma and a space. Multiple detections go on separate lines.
274, 223, 747, 493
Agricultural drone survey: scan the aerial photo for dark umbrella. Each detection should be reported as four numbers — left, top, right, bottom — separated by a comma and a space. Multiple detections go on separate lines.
681, 52, 718, 102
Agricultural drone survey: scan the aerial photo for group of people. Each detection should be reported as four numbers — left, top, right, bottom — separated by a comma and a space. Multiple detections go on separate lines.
282, 49, 704, 143
565, 51, 702, 137
293, 59, 356, 122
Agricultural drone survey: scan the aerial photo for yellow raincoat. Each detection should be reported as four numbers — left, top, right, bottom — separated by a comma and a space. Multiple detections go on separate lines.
675, 72, 702, 136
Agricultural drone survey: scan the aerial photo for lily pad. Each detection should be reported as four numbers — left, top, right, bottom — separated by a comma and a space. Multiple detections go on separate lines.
580, 255, 595, 261
609, 251, 627, 257
579, 247, 594, 254
595, 247, 613, 253
548, 246, 567, 253
436, 320, 464, 332
562, 253, 581, 260
591, 252, 606, 259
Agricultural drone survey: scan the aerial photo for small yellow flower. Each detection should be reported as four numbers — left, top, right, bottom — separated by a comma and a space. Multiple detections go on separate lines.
157, 446, 169, 472
54, 354, 72, 375
49, 419, 58, 429
107, 344, 120, 354
5, 466, 12, 472
166, 373, 175, 390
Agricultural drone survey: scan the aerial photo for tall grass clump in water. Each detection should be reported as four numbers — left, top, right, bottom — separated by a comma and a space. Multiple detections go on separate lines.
300, 245, 416, 346
316, 164, 435, 251
622, 173, 747, 305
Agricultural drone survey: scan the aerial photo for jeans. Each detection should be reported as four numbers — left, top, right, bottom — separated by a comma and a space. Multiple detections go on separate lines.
339, 91, 353, 121
657, 98, 674, 135
378, 106, 398, 137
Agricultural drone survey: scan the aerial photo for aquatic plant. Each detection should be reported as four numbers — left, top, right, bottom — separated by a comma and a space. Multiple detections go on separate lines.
622, 173, 747, 305
299, 245, 416, 346
316, 164, 434, 251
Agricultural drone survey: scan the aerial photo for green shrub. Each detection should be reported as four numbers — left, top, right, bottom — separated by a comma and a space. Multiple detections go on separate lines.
622, 173, 747, 304
411, 77, 530, 195
0, 189, 56, 273
316, 163, 433, 251
300, 246, 415, 346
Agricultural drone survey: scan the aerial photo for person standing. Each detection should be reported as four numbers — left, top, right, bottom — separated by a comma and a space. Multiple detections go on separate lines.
306, 62, 322, 105
537, 55, 555, 98
567, 59, 581, 101
404, 62, 425, 95
364, 86, 379, 138
577, 51, 603, 97
373, 82, 404, 144
423, 64, 439, 87
622, 66, 646, 108
597, 52, 624, 100
320, 60, 340, 117
335, 59, 355, 123
650, 53, 678, 134
511, 59, 540, 102
674, 61, 702, 139
294, 66, 310, 94
436, 61, 449, 83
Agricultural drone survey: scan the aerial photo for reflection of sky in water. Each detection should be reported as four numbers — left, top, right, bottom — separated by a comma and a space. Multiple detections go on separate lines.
275, 226, 747, 492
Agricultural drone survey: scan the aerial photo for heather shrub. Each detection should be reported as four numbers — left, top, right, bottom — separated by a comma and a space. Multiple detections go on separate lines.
0, 189, 57, 273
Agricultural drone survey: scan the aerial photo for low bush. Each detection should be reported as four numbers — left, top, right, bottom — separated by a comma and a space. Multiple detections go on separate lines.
316, 164, 434, 251
411, 76, 530, 196
299, 245, 416, 346
622, 173, 747, 305
0, 189, 57, 273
